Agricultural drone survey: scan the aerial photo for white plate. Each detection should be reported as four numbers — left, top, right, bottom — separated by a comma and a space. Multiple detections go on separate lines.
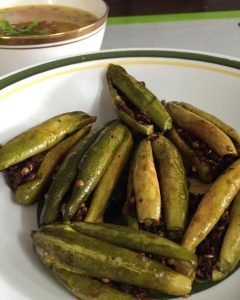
0, 49, 239, 300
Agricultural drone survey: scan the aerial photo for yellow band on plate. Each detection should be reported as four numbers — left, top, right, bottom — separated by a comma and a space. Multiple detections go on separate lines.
0, 59, 239, 101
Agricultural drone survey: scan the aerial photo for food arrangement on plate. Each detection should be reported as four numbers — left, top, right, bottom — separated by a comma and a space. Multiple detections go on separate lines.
0, 64, 240, 299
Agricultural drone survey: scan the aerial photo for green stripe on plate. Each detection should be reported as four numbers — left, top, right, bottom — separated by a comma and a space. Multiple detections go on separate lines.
0, 49, 240, 90
108, 10, 240, 25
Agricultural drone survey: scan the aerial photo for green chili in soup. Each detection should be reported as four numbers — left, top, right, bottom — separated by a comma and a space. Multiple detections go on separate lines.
0, 5, 98, 36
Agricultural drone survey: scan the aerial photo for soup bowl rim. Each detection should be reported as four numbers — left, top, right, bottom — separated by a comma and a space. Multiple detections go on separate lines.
0, 0, 109, 46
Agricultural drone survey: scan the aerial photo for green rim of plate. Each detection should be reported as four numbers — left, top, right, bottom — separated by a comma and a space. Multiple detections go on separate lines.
3, 48, 240, 298
0, 49, 240, 91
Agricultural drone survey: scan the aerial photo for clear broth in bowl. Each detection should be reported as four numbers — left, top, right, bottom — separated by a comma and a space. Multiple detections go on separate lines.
0, 5, 99, 36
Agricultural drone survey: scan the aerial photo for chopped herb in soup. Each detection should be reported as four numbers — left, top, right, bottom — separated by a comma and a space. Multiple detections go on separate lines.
0, 5, 98, 36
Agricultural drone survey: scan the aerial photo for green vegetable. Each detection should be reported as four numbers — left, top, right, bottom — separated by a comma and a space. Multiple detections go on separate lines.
42, 125, 106, 225
0, 111, 95, 171
64, 121, 129, 220
0, 18, 49, 36
107, 64, 172, 131
165, 102, 237, 156
127, 215, 139, 229
52, 268, 137, 300
152, 134, 189, 236
15, 125, 91, 205
133, 139, 161, 223
34, 243, 136, 300
124, 153, 139, 229
85, 130, 133, 222
107, 72, 154, 135
212, 191, 240, 280
182, 159, 240, 251
178, 102, 240, 145
33, 225, 192, 296
70, 222, 198, 268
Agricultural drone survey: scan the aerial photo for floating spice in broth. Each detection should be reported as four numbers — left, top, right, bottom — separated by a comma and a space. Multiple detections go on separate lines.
0, 5, 99, 36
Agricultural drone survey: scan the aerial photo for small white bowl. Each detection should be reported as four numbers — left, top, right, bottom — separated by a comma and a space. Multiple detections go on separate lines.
0, 0, 108, 76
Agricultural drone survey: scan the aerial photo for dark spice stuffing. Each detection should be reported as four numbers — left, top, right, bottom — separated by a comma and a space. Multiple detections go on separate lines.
196, 210, 230, 280
140, 220, 167, 237
188, 193, 203, 218
113, 281, 150, 299
188, 193, 231, 280
189, 193, 230, 280
5, 151, 46, 191
135, 110, 152, 125
176, 125, 239, 175
176, 125, 221, 170
115, 88, 152, 125
116, 99, 135, 117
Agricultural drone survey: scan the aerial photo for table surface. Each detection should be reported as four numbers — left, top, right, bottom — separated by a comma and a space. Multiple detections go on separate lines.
102, 1, 240, 58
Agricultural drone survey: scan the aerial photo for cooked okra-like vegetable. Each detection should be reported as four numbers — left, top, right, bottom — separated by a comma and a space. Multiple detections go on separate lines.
52, 268, 137, 300
132, 139, 161, 223
34, 240, 87, 275
15, 125, 91, 205
0, 111, 96, 171
85, 130, 133, 222
107, 71, 154, 136
152, 134, 189, 235
166, 102, 237, 156
127, 215, 139, 229
107, 64, 172, 132
182, 159, 240, 251
33, 225, 192, 296
70, 222, 198, 268
34, 242, 135, 300
42, 125, 107, 225
124, 155, 139, 229
178, 102, 240, 146
212, 191, 240, 280
64, 121, 129, 220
